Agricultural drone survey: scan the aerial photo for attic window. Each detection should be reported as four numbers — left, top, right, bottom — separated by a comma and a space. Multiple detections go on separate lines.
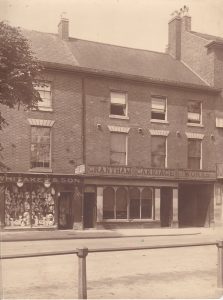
110, 92, 127, 117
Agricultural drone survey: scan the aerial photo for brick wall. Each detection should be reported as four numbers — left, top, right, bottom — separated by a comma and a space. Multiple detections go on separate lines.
84, 76, 217, 171
0, 69, 83, 174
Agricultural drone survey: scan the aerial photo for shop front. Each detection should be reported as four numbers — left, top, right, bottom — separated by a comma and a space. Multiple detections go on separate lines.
78, 165, 217, 229
0, 173, 83, 230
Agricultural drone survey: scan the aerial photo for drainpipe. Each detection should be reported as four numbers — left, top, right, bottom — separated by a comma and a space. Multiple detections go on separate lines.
81, 76, 86, 230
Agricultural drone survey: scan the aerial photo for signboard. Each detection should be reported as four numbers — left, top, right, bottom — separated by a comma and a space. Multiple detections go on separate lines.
0, 174, 79, 184
86, 165, 216, 181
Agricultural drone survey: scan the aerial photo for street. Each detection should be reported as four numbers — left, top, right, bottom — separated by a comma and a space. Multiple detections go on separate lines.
1, 234, 222, 299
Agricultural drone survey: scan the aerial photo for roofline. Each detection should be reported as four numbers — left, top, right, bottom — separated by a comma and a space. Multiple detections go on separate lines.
206, 41, 223, 49
42, 61, 221, 93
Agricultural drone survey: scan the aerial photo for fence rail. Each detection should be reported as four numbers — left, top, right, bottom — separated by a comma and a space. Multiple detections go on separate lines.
1, 241, 222, 299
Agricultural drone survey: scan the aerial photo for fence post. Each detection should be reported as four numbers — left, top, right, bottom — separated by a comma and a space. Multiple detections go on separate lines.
217, 240, 223, 289
77, 247, 88, 299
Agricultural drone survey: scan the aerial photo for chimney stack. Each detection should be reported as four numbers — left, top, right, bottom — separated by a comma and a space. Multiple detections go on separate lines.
58, 15, 69, 40
167, 16, 182, 60
182, 15, 191, 31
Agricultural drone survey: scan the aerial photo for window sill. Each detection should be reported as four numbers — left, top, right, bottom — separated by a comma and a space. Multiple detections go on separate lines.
150, 119, 169, 124
187, 123, 204, 128
32, 107, 53, 112
109, 114, 129, 120
29, 168, 52, 173
101, 219, 154, 222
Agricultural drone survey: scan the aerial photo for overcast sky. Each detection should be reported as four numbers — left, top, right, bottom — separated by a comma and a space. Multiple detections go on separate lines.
1, 0, 223, 52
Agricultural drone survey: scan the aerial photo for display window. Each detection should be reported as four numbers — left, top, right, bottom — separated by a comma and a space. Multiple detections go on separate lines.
4, 183, 56, 228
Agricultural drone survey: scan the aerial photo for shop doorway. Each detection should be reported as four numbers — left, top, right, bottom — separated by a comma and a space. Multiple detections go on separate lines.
58, 192, 73, 229
83, 192, 96, 229
160, 187, 173, 227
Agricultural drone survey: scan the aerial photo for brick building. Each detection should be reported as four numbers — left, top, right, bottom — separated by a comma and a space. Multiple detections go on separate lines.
0, 12, 223, 230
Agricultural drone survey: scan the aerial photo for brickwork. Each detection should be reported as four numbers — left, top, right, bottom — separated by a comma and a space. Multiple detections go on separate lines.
0, 70, 83, 174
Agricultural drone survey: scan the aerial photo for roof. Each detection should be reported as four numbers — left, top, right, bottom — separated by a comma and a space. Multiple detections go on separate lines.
191, 31, 223, 44
22, 29, 210, 88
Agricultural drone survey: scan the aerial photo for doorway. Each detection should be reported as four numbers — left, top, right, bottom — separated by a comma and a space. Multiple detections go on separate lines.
160, 187, 173, 227
83, 192, 96, 229
58, 192, 73, 229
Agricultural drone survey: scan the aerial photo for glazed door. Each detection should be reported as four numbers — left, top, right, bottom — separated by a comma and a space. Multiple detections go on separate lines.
58, 192, 73, 229
83, 192, 96, 229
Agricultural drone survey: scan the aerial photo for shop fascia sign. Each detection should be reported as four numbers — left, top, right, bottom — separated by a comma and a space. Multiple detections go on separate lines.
85, 165, 216, 180
0, 174, 80, 184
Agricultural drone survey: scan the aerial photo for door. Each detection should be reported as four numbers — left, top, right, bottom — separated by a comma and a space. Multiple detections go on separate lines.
58, 192, 73, 229
83, 192, 96, 229
160, 187, 173, 227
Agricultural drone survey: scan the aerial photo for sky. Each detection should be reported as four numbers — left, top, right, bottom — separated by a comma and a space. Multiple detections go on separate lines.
1, 0, 223, 52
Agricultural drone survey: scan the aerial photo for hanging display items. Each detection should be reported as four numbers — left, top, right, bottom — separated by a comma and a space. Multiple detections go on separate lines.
4, 183, 55, 228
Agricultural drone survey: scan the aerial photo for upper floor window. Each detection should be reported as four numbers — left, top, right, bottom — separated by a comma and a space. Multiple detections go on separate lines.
110, 92, 127, 117
151, 135, 167, 168
187, 101, 201, 125
30, 126, 51, 169
34, 82, 52, 111
188, 139, 201, 170
151, 96, 167, 121
110, 132, 127, 165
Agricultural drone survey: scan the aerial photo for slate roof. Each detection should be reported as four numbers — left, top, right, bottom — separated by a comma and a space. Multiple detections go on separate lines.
191, 31, 223, 44
22, 29, 209, 88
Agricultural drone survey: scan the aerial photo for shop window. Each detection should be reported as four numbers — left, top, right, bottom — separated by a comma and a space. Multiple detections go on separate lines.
151, 96, 167, 121
34, 82, 52, 110
187, 101, 201, 124
4, 184, 55, 228
31, 126, 51, 169
188, 139, 201, 169
116, 187, 127, 219
151, 136, 166, 168
110, 132, 127, 165
129, 188, 140, 219
110, 92, 127, 117
103, 187, 115, 219
141, 188, 153, 219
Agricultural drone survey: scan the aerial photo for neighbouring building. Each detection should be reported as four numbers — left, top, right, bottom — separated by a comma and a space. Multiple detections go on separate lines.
0, 11, 223, 230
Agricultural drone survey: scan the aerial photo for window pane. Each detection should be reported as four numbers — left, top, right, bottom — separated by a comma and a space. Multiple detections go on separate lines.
188, 158, 200, 169
151, 136, 166, 168
110, 104, 126, 116
151, 97, 166, 120
129, 188, 140, 219
188, 139, 201, 157
116, 188, 127, 219
31, 127, 51, 169
188, 101, 201, 123
141, 188, 153, 219
110, 92, 126, 116
110, 133, 126, 165
103, 187, 115, 219
34, 82, 52, 109
111, 92, 126, 104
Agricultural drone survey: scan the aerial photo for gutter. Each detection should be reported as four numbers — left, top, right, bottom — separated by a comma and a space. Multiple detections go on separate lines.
41, 61, 221, 94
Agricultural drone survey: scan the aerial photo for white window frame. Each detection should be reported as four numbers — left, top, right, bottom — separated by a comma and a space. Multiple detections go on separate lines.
109, 91, 128, 119
34, 81, 53, 111
187, 100, 202, 126
187, 138, 202, 170
110, 132, 128, 166
150, 130, 169, 168
151, 96, 167, 123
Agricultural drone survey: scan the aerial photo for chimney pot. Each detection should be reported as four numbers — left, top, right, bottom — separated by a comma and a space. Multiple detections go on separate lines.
58, 17, 69, 40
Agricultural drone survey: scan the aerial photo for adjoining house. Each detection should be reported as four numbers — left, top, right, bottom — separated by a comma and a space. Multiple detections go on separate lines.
0, 10, 223, 230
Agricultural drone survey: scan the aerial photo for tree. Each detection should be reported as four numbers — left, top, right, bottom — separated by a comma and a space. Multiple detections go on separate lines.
0, 21, 43, 130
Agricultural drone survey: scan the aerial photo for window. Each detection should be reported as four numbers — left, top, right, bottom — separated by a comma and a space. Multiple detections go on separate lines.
103, 187, 115, 219
187, 101, 201, 124
151, 136, 166, 168
188, 139, 201, 169
151, 96, 167, 121
34, 82, 52, 110
30, 126, 51, 169
110, 92, 127, 116
103, 187, 127, 219
110, 133, 127, 165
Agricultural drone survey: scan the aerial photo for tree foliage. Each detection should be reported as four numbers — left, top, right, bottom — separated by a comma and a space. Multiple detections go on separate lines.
0, 21, 43, 129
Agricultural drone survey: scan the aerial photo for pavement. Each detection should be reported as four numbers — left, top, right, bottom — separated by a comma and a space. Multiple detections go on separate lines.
0, 226, 222, 242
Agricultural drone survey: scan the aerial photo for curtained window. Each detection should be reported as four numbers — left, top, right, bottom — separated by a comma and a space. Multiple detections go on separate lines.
151, 97, 166, 121
187, 101, 201, 124
110, 92, 127, 116
151, 136, 166, 168
188, 139, 201, 169
110, 133, 127, 165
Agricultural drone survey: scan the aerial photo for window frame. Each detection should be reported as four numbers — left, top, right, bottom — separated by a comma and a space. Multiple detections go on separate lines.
34, 81, 53, 111
110, 132, 128, 166
151, 96, 167, 122
109, 91, 128, 119
187, 100, 202, 126
151, 135, 167, 168
187, 138, 202, 170
30, 125, 52, 172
